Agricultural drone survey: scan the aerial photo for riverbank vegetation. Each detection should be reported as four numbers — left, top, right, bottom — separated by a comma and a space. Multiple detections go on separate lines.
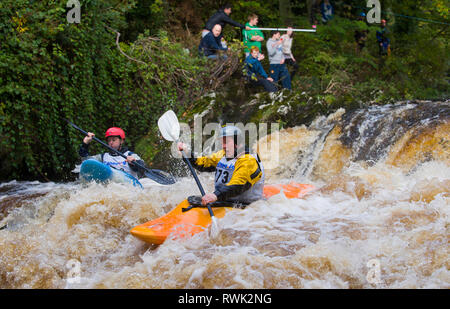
1, 0, 448, 181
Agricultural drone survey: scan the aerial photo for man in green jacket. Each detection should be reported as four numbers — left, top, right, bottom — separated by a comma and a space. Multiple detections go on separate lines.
242, 14, 264, 57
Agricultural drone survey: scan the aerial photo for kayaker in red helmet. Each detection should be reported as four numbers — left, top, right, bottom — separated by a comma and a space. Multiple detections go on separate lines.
79, 127, 146, 178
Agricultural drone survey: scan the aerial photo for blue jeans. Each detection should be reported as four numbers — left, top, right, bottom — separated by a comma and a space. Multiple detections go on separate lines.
269, 64, 291, 90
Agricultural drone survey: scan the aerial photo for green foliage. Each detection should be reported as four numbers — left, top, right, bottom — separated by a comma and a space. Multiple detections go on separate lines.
123, 0, 168, 41
0, 0, 133, 180
0, 0, 204, 181
287, 14, 448, 107
0, 0, 246, 181
194, 10, 448, 130
0, 0, 448, 181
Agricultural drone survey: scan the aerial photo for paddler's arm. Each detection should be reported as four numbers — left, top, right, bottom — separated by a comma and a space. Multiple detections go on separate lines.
178, 142, 223, 172
126, 152, 146, 177
78, 132, 102, 162
191, 150, 225, 172
213, 154, 262, 201
79, 142, 90, 157
79, 132, 94, 157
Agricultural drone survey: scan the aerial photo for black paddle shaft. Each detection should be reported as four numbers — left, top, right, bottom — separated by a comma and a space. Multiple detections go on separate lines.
180, 152, 217, 218
181, 152, 206, 196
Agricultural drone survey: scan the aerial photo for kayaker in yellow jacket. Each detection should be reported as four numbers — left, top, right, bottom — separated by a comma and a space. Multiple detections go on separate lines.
178, 126, 264, 206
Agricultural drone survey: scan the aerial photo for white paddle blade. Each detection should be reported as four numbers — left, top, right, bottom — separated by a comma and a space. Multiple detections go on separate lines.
209, 216, 220, 239
158, 110, 180, 142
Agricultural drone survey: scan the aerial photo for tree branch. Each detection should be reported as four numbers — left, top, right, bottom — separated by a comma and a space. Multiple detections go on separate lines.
104, 25, 147, 65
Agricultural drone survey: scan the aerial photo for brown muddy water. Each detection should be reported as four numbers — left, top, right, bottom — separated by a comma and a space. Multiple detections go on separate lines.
0, 101, 448, 289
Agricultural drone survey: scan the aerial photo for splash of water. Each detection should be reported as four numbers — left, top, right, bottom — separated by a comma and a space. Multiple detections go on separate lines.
209, 216, 220, 240
0, 101, 448, 289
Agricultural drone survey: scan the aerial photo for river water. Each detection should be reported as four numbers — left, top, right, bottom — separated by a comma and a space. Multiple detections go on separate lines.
0, 101, 448, 289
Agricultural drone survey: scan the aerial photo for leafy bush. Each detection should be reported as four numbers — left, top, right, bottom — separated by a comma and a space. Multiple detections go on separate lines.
0, 0, 239, 181
0, 0, 448, 181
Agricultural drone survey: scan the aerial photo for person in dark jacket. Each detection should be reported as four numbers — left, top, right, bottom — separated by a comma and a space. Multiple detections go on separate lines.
321, 0, 334, 24
202, 3, 250, 38
199, 24, 228, 59
376, 19, 391, 56
244, 46, 277, 93
354, 12, 369, 53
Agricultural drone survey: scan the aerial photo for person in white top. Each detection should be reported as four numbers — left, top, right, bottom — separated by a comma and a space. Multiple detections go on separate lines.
79, 127, 145, 178
281, 27, 299, 80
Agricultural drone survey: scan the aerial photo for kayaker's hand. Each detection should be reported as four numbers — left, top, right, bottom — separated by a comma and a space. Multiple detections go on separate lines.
177, 142, 186, 152
202, 193, 217, 206
267, 77, 274, 82
83, 132, 95, 144
126, 156, 136, 164
245, 26, 251, 30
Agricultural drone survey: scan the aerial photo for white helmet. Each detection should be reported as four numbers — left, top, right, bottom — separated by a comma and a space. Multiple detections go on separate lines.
219, 125, 242, 138
219, 125, 245, 157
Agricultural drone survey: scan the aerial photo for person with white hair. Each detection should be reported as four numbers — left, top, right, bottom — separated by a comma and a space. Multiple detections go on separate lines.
198, 24, 228, 59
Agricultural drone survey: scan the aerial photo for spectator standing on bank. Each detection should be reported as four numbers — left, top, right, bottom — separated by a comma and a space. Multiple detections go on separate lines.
281, 27, 299, 80
321, 0, 334, 24
376, 19, 391, 56
354, 12, 369, 53
266, 30, 291, 90
242, 14, 265, 58
202, 3, 250, 38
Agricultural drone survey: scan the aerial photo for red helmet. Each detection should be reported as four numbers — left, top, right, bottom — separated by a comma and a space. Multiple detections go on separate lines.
105, 127, 125, 139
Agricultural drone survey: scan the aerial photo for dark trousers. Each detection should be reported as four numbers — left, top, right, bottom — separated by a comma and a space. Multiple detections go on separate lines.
249, 76, 278, 93
378, 39, 390, 55
284, 58, 299, 80
269, 64, 291, 90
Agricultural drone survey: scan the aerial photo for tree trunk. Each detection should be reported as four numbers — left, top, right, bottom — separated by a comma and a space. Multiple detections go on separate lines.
279, 0, 292, 25
307, 0, 321, 25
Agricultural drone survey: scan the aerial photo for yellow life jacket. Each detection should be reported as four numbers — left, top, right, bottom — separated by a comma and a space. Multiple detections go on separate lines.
194, 150, 264, 204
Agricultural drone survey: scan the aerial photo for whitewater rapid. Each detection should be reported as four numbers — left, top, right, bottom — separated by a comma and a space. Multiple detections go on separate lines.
0, 102, 448, 289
